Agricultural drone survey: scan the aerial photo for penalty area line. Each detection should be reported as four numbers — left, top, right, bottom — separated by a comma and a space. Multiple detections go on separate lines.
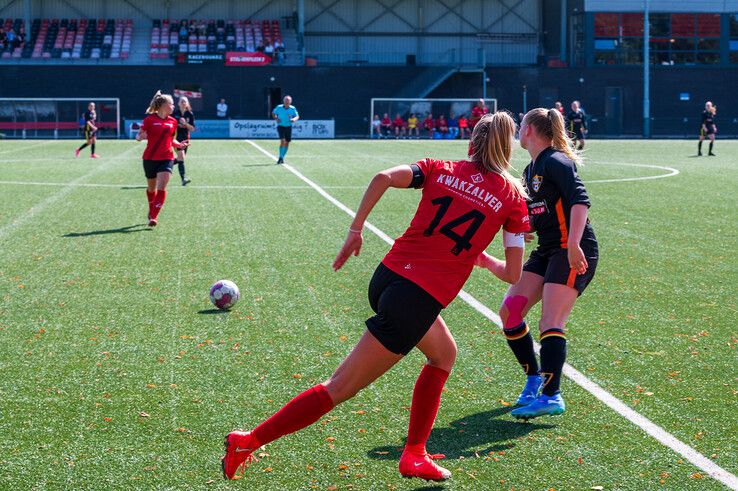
244, 139, 737, 490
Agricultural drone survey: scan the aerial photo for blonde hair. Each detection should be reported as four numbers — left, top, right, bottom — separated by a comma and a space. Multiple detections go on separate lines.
178, 96, 192, 112
146, 90, 173, 114
524, 108, 582, 166
706, 101, 716, 115
469, 112, 528, 199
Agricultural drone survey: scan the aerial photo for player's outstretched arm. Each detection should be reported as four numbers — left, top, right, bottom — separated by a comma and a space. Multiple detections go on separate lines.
332, 165, 414, 271
474, 232, 526, 284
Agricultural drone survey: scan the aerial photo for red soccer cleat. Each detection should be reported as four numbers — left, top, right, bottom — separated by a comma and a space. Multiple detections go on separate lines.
75, 148, 81, 158
91, 153, 100, 158
399, 449, 451, 481
147, 218, 157, 227
222, 430, 259, 480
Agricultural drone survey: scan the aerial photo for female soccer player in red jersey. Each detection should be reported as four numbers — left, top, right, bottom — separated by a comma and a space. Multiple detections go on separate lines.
221, 112, 530, 482
135, 91, 189, 227
480, 108, 598, 421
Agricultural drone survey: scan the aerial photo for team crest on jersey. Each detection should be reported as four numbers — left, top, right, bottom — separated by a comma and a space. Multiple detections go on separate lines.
471, 173, 484, 184
532, 174, 543, 192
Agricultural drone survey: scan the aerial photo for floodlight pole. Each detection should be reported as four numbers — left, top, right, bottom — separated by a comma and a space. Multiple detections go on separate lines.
643, 0, 651, 138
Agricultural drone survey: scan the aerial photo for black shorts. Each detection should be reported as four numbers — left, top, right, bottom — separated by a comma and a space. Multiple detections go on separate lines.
700, 126, 715, 136
365, 263, 443, 355
143, 159, 174, 179
277, 125, 292, 142
572, 128, 585, 140
84, 128, 97, 140
523, 248, 598, 296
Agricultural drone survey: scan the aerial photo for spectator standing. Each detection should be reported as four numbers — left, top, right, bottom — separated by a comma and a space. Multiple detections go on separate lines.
216, 98, 228, 118
554, 102, 565, 116
470, 99, 489, 129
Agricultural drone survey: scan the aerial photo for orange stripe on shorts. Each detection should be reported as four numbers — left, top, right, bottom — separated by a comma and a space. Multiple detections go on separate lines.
566, 268, 577, 288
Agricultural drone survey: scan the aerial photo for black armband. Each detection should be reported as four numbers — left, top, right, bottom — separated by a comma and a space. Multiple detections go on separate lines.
409, 164, 425, 189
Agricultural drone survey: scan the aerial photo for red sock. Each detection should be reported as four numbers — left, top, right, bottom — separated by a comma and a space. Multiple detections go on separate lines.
151, 190, 166, 219
405, 365, 450, 454
252, 384, 334, 447
146, 190, 155, 216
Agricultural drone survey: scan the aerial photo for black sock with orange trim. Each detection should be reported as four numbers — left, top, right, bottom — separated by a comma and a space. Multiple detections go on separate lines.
503, 322, 539, 376
539, 329, 567, 396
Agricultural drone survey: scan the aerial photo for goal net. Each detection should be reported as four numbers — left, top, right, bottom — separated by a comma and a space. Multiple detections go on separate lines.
369, 98, 498, 137
0, 98, 120, 139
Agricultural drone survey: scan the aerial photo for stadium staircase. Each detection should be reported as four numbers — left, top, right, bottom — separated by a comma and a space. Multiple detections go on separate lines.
395, 67, 459, 98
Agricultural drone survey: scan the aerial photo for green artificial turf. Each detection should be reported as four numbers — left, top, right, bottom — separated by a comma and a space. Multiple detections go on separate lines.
0, 138, 735, 490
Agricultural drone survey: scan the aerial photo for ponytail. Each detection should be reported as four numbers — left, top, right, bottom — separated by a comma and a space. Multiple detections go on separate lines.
469, 112, 528, 200
524, 108, 583, 166
146, 90, 173, 114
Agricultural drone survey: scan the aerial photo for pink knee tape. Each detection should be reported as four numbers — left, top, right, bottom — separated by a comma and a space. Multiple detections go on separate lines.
502, 295, 528, 328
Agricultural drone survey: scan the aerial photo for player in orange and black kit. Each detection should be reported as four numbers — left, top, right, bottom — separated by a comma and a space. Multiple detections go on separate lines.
221, 112, 530, 483
75, 102, 99, 158
172, 96, 195, 185
567, 101, 586, 150
135, 91, 189, 227
698, 101, 717, 156
478, 107, 598, 421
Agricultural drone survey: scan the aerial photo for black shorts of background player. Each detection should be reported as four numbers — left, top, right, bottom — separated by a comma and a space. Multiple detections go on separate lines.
567, 101, 586, 150
173, 96, 195, 185
76, 102, 99, 158
698, 101, 717, 156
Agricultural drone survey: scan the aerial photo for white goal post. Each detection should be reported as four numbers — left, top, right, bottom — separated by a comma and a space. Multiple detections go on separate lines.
369, 98, 498, 137
0, 98, 121, 139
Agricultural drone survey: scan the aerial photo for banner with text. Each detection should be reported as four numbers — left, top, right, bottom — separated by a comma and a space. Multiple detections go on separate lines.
229, 120, 335, 139
225, 52, 272, 66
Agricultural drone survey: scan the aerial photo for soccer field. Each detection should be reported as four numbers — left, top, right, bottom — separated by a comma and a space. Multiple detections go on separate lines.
0, 138, 735, 490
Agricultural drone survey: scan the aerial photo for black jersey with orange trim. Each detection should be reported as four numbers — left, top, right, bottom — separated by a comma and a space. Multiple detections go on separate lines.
567, 110, 586, 132
523, 147, 597, 255
701, 110, 715, 132
173, 109, 195, 141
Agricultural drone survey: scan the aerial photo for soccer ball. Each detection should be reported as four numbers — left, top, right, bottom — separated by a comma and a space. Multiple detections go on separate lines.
209, 280, 240, 310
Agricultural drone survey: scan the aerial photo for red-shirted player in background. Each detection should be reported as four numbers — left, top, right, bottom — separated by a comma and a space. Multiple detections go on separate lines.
392, 113, 406, 138
380, 113, 392, 137
469, 98, 489, 129
221, 112, 530, 483
135, 91, 189, 227
422, 112, 435, 138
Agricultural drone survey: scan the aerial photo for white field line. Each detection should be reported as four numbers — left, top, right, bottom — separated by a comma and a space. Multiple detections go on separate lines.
0, 145, 139, 241
0, 140, 55, 155
245, 139, 737, 490
0, 180, 368, 190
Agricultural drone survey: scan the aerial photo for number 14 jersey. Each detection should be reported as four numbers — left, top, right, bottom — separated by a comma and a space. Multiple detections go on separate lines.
382, 158, 529, 307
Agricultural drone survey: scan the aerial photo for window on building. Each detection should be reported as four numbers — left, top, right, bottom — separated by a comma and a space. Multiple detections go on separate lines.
593, 12, 722, 65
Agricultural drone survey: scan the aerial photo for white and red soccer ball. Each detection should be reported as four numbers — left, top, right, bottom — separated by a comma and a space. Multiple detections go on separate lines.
209, 280, 240, 310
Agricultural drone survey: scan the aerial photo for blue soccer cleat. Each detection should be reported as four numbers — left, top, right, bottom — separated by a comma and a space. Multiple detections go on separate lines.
516, 375, 543, 406
511, 393, 566, 420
